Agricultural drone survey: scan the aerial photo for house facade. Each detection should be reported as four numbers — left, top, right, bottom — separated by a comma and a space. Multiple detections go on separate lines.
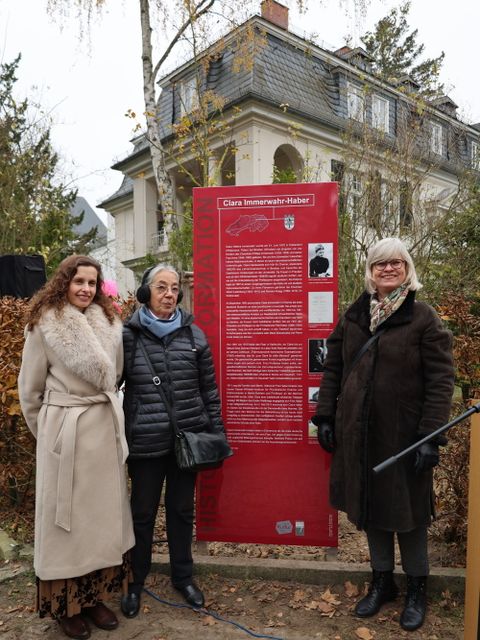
100, 0, 480, 295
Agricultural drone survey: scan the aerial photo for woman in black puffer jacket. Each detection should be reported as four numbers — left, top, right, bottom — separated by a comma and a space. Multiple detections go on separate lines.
121, 264, 225, 618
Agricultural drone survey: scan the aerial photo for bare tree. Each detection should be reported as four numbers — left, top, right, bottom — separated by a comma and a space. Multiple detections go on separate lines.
333, 92, 474, 309
46, 0, 372, 245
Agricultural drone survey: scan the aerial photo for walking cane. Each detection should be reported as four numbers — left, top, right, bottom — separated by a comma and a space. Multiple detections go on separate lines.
373, 401, 480, 475
373, 401, 480, 639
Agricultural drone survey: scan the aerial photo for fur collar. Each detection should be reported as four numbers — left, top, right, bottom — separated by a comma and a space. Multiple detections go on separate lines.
39, 303, 122, 391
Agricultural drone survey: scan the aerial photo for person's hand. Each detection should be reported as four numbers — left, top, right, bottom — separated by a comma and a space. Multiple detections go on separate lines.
414, 442, 439, 473
317, 422, 335, 453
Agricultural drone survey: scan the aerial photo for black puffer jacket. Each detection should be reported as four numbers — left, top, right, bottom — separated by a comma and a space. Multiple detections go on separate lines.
122, 308, 224, 458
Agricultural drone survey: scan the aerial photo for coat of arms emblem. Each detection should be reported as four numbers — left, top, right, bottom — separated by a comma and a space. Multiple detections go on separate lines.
284, 213, 295, 230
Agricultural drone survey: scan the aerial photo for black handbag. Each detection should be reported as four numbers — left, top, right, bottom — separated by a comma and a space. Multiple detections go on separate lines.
174, 429, 233, 472
137, 335, 233, 472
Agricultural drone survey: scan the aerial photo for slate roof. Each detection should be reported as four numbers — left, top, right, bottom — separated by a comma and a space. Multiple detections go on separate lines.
251, 33, 339, 125
103, 14, 480, 202
155, 24, 344, 138
71, 196, 107, 243
98, 174, 134, 208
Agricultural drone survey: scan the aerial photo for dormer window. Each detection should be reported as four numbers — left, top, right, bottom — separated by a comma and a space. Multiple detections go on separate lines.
372, 95, 389, 133
430, 122, 443, 155
347, 83, 365, 122
472, 141, 480, 170
179, 77, 199, 116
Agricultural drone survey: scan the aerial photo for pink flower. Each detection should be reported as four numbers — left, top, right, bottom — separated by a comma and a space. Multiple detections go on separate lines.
102, 279, 121, 314
102, 279, 119, 298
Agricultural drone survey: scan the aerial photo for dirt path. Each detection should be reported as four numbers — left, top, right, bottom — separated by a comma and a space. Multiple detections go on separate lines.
0, 563, 463, 640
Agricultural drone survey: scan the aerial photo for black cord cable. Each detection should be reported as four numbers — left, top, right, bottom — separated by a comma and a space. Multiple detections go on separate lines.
143, 586, 286, 640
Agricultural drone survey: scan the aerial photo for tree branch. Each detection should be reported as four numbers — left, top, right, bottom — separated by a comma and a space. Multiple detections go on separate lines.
152, 0, 216, 82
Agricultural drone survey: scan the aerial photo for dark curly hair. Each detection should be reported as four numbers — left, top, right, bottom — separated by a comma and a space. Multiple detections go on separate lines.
26, 255, 115, 329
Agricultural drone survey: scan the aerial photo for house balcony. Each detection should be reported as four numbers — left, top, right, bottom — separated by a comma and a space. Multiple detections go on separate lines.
151, 229, 168, 253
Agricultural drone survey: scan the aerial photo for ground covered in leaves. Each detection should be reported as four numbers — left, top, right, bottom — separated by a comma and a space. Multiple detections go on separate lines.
149, 512, 466, 570
0, 482, 466, 639
0, 562, 464, 640
3, 499, 466, 570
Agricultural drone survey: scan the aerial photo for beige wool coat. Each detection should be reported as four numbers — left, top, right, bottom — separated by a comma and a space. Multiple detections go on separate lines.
18, 303, 135, 581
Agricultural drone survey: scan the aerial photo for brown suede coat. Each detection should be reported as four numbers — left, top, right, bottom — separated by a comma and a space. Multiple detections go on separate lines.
315, 291, 454, 532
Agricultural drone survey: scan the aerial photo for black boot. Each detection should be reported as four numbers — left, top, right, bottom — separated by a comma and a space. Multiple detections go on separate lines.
400, 576, 427, 631
355, 570, 398, 618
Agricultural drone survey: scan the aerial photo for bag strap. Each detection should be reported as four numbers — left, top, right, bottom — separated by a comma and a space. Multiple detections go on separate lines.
343, 327, 386, 384
136, 336, 181, 437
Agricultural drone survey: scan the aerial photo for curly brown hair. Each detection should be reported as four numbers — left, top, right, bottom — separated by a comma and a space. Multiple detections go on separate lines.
26, 255, 116, 329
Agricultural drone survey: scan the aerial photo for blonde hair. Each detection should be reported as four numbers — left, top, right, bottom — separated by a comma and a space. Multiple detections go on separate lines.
364, 238, 422, 294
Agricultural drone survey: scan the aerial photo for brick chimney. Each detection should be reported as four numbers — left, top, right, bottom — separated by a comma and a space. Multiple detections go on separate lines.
261, 0, 289, 30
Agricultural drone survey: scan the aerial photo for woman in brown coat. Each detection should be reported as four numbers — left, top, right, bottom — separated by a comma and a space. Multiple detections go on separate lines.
312, 238, 454, 632
18, 255, 135, 640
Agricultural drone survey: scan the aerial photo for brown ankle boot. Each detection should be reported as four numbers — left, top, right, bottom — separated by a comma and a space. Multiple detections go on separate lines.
58, 614, 91, 640
83, 602, 119, 630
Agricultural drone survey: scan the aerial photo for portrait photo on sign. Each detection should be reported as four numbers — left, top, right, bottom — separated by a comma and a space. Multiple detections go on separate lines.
308, 386, 320, 403
308, 338, 328, 374
308, 242, 333, 278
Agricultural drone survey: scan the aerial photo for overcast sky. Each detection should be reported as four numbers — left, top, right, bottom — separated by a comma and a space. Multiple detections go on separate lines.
1, 0, 479, 225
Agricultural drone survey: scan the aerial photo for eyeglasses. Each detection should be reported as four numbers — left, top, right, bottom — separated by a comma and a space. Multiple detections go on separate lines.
373, 259, 405, 271
150, 284, 180, 295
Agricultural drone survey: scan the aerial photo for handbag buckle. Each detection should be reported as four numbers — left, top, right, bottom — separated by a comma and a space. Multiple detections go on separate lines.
152, 376, 161, 386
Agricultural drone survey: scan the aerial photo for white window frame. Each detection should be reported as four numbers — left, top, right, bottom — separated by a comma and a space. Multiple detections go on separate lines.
372, 94, 389, 133
381, 180, 394, 217
430, 122, 443, 155
347, 83, 365, 122
472, 141, 480, 170
179, 76, 199, 116
348, 172, 362, 213
351, 173, 362, 194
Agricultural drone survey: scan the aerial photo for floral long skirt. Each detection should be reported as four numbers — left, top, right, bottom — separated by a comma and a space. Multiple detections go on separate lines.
37, 555, 130, 620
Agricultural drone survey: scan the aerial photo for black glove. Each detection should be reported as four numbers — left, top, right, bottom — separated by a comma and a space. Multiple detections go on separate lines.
414, 442, 439, 473
317, 422, 336, 453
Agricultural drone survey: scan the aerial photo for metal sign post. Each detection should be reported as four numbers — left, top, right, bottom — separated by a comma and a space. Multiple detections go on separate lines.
465, 405, 480, 639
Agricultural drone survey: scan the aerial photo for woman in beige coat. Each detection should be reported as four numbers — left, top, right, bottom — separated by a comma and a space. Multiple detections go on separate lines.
18, 255, 135, 640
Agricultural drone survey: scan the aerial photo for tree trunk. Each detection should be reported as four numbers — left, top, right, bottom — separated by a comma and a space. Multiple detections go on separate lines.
139, 0, 175, 241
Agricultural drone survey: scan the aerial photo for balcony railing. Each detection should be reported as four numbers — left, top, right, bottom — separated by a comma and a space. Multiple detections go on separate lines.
151, 229, 168, 252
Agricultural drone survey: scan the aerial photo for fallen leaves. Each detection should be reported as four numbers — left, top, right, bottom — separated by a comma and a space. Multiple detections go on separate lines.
6, 606, 22, 614
344, 580, 360, 598
321, 588, 341, 605
355, 626, 375, 639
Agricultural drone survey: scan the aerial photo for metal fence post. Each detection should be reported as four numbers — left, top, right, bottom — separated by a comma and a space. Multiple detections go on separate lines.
464, 404, 480, 639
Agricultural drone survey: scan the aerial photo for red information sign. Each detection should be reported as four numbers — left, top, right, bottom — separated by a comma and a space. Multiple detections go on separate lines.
193, 183, 338, 546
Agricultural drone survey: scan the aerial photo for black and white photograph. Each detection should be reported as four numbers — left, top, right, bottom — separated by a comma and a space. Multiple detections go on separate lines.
308, 242, 333, 278
308, 338, 328, 374
308, 386, 320, 403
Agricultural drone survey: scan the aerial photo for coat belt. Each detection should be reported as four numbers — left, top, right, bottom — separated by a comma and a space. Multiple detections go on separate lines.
42, 389, 129, 532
